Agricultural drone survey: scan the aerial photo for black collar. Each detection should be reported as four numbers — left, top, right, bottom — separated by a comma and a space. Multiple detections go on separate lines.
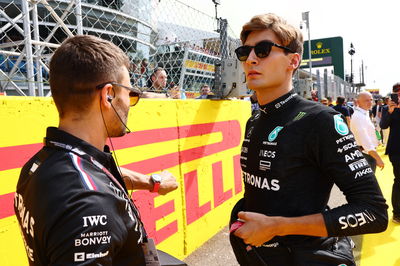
44, 127, 113, 169
258, 90, 298, 116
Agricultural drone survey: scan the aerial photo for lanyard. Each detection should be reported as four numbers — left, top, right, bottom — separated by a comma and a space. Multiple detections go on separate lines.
45, 138, 148, 242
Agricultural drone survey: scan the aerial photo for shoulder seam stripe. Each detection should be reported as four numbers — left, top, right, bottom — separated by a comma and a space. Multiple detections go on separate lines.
69, 152, 97, 191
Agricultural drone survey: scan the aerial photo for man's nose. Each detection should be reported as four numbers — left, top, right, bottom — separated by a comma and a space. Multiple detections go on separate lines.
246, 49, 259, 65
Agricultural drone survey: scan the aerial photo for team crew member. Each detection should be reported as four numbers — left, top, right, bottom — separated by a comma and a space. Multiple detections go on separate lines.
380, 83, 400, 223
350, 91, 384, 172
229, 13, 388, 266
14, 35, 178, 265
333, 96, 351, 124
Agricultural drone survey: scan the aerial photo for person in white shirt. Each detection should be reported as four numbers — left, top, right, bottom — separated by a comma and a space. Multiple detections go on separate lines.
350, 91, 385, 172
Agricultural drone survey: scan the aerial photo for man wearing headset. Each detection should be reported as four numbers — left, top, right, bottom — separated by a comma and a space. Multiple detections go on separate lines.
229, 13, 388, 266
14, 35, 178, 265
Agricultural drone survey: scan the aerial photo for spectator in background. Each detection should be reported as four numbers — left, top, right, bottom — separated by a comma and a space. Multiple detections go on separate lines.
381, 96, 390, 145
350, 92, 384, 172
196, 84, 217, 99
146, 67, 167, 93
311, 89, 318, 101
143, 67, 180, 99
327, 96, 334, 107
380, 83, 400, 224
347, 98, 355, 117
372, 98, 384, 144
136, 58, 149, 88
244, 91, 259, 114
333, 96, 351, 124
320, 97, 328, 106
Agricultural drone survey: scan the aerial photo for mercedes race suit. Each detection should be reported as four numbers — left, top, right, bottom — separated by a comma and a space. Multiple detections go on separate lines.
230, 91, 388, 265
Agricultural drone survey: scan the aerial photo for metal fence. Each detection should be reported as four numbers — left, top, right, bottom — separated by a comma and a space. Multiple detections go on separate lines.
0, 0, 239, 97
293, 68, 355, 102
0, 0, 353, 100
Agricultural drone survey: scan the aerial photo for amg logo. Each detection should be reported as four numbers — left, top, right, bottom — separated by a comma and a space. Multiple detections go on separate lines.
348, 159, 368, 171
82, 215, 107, 227
344, 150, 363, 163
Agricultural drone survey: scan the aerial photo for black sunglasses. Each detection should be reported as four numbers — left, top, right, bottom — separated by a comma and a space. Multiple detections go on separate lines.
96, 82, 142, 106
235, 40, 294, 62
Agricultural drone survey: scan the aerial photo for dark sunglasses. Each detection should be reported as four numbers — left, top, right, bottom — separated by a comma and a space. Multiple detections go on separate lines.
235, 40, 294, 62
96, 82, 142, 106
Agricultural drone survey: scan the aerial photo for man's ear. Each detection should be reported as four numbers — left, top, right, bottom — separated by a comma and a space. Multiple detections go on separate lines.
99, 83, 114, 108
288, 53, 301, 70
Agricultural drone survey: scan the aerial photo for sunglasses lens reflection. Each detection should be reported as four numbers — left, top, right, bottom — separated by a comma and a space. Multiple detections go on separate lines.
235, 42, 272, 61
129, 93, 140, 106
255, 42, 272, 58
235, 47, 250, 61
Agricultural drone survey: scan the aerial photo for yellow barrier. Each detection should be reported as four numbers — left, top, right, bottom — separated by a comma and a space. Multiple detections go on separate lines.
0, 96, 250, 265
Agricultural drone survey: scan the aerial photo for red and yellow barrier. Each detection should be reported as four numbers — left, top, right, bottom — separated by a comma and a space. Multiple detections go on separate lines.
0, 96, 250, 265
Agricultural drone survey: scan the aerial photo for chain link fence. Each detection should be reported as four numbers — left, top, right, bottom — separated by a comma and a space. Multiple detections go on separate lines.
0, 0, 241, 98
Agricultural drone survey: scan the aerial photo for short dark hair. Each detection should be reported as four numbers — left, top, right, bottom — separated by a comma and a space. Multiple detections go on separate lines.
150, 67, 165, 80
147, 67, 166, 87
393, 82, 400, 92
50, 35, 130, 117
336, 96, 345, 105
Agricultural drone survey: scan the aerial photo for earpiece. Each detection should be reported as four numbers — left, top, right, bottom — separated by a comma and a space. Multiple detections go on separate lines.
107, 95, 113, 102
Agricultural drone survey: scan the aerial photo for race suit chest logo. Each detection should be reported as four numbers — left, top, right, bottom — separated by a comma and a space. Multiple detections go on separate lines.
242, 171, 280, 191
267, 126, 283, 142
334, 114, 349, 136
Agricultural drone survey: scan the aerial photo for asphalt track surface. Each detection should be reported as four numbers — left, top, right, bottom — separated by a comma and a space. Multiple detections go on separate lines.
183, 147, 398, 266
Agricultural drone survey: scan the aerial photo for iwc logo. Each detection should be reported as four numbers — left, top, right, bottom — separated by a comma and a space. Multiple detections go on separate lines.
268, 126, 283, 142
333, 114, 349, 136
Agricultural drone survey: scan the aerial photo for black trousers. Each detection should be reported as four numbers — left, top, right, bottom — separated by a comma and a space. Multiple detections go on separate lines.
389, 155, 400, 217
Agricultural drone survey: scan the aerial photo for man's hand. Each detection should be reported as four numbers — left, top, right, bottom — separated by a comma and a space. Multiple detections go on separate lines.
157, 170, 178, 195
376, 157, 385, 170
233, 212, 280, 247
168, 86, 181, 99
233, 212, 328, 247
368, 150, 385, 170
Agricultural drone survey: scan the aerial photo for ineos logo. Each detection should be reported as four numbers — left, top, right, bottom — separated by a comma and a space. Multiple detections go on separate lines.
338, 211, 376, 230
259, 150, 276, 158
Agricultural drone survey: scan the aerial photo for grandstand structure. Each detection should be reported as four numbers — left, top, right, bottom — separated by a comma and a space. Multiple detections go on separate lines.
0, 0, 160, 96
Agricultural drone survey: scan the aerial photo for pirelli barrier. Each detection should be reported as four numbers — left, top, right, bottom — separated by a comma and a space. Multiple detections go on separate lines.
0, 96, 250, 265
